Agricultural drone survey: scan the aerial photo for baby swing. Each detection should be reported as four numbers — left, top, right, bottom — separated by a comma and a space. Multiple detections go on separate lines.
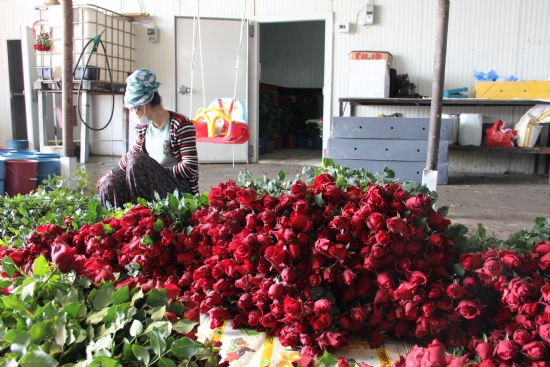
189, 0, 249, 145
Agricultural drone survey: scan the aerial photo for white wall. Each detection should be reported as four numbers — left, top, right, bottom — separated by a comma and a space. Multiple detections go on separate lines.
1, 0, 549, 171
260, 21, 325, 89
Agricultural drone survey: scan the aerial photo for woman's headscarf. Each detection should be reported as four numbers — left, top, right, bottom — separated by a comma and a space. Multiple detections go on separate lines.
124, 68, 161, 108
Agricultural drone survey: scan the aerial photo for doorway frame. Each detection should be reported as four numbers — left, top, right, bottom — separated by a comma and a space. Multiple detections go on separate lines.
250, 12, 334, 163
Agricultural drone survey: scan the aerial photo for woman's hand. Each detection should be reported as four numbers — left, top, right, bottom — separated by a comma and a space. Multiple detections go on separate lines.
96, 170, 113, 189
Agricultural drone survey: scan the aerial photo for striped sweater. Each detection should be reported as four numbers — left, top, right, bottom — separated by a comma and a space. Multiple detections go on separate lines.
117, 111, 199, 194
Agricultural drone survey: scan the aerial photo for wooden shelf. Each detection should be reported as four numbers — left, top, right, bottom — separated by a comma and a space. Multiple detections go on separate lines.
449, 145, 550, 155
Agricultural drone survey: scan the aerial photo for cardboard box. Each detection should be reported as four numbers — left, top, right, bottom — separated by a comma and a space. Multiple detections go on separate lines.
475, 81, 550, 99
348, 59, 390, 98
349, 51, 393, 67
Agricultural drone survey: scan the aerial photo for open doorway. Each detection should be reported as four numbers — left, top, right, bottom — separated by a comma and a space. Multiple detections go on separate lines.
258, 21, 325, 162
7, 40, 28, 140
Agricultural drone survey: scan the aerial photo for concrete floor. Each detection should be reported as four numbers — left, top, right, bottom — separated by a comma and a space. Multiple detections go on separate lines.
82, 150, 550, 239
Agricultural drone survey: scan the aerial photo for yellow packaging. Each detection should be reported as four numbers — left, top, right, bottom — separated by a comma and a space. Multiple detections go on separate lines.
475, 81, 550, 99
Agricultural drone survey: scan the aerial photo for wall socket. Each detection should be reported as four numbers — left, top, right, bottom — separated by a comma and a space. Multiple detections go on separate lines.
365, 4, 375, 25
336, 21, 350, 33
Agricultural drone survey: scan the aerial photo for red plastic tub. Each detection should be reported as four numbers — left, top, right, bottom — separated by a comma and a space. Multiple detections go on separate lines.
5, 159, 38, 195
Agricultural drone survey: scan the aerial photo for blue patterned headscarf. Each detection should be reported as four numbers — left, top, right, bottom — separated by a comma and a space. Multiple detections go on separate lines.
124, 68, 161, 108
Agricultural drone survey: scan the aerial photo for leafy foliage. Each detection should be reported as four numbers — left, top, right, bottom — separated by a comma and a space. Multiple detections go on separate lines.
0, 257, 218, 366
0, 173, 111, 248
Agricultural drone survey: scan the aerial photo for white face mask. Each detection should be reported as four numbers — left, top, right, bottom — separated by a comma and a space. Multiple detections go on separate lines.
131, 108, 148, 125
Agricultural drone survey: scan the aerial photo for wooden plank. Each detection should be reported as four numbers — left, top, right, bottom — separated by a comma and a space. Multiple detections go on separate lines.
332, 117, 454, 140
327, 138, 449, 162
334, 159, 449, 184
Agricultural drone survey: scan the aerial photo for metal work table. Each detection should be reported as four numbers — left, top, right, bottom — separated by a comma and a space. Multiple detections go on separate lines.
33, 80, 128, 163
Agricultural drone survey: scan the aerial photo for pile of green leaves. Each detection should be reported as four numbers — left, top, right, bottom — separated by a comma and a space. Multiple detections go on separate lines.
0, 172, 111, 248
0, 256, 218, 367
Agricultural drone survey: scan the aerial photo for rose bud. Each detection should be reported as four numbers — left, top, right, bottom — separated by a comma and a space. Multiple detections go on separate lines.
350, 306, 368, 323
408, 271, 428, 286
268, 283, 285, 299
456, 300, 481, 319
523, 341, 547, 361
541, 284, 550, 304
377, 272, 394, 289
483, 257, 503, 277
50, 243, 77, 273
367, 212, 386, 231
460, 253, 482, 271
311, 313, 332, 331
314, 299, 332, 313
538, 323, 550, 344
208, 307, 228, 328
426, 339, 446, 366
337, 358, 350, 367
513, 329, 534, 346
476, 341, 493, 361
342, 269, 357, 286
493, 340, 519, 361
447, 283, 465, 300
237, 293, 253, 310
290, 180, 307, 199
386, 217, 405, 234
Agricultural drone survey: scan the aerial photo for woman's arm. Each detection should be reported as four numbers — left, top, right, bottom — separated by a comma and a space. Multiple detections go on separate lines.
114, 124, 147, 172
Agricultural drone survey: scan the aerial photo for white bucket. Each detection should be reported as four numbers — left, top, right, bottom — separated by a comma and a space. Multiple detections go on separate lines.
458, 114, 483, 146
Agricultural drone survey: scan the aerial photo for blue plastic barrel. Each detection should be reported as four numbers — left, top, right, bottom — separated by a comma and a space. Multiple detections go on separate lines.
37, 158, 61, 185
6, 140, 29, 151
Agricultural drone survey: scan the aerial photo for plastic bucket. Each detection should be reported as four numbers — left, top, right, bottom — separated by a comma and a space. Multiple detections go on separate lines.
6, 140, 29, 151
37, 157, 61, 185
458, 114, 483, 146
4, 159, 38, 196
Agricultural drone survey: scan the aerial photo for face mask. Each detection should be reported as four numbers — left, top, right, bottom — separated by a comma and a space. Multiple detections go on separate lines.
131, 108, 148, 125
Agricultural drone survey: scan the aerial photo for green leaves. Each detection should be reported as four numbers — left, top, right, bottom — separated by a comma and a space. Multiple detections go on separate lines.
4, 329, 31, 355
172, 319, 197, 335
2, 256, 17, 278
90, 282, 114, 310
19, 350, 57, 367
32, 256, 50, 276
132, 344, 151, 366
146, 289, 168, 308
171, 337, 201, 359
315, 351, 338, 367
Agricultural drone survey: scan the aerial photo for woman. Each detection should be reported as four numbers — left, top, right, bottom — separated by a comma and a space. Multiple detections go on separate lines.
97, 68, 198, 207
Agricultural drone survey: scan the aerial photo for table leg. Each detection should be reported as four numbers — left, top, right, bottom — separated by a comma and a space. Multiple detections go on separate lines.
80, 91, 90, 163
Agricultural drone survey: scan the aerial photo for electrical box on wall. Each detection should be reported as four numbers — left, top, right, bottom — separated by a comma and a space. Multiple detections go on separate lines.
365, 4, 375, 25
336, 22, 350, 33
147, 27, 159, 42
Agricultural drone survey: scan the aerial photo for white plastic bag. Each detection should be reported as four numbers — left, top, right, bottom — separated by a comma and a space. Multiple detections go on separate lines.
514, 104, 550, 148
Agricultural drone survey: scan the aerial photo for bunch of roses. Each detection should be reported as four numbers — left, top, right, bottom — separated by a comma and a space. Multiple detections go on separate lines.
177, 174, 462, 352
0, 206, 187, 291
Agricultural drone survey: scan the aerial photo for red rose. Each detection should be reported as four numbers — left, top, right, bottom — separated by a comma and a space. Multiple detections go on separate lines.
375, 231, 391, 245
50, 243, 77, 273
493, 340, 519, 361
317, 330, 347, 349
350, 306, 368, 323
533, 241, 550, 256
264, 245, 287, 268
476, 342, 493, 361
337, 358, 350, 367
483, 258, 503, 277
366, 186, 386, 209
460, 253, 482, 271
425, 339, 446, 366
328, 243, 347, 260
386, 217, 405, 234
513, 329, 534, 346
367, 212, 386, 231
283, 296, 304, 319
268, 283, 285, 299
456, 300, 481, 319
446, 283, 465, 299
314, 173, 334, 188
291, 180, 307, 199
313, 299, 332, 313
428, 233, 445, 248
405, 193, 430, 212
377, 272, 394, 289
542, 284, 550, 303
236, 187, 256, 205
499, 250, 522, 269
523, 341, 547, 361
409, 271, 428, 286
427, 211, 451, 230
311, 313, 332, 331
342, 269, 357, 286
538, 253, 550, 271
290, 212, 312, 232
538, 323, 550, 344
93, 266, 115, 283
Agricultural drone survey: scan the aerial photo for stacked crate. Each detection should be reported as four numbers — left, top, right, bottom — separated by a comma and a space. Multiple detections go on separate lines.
328, 117, 453, 184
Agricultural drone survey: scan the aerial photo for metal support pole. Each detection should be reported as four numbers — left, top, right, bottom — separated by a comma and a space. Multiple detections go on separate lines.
423, 0, 450, 189
62, 0, 74, 157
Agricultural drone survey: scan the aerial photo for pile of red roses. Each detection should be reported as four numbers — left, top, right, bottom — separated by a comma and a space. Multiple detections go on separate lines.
0, 206, 186, 293
1, 173, 549, 367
